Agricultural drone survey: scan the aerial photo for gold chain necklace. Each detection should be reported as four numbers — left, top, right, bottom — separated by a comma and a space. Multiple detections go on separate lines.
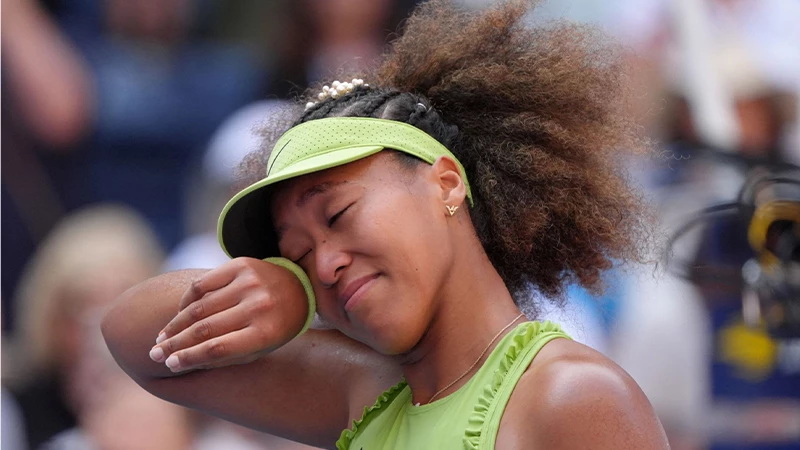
415, 313, 525, 406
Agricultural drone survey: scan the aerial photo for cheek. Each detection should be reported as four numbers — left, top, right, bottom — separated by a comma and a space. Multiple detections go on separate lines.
364, 191, 448, 277
362, 192, 452, 321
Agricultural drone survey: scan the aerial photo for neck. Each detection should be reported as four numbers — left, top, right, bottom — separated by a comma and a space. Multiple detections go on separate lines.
395, 239, 523, 405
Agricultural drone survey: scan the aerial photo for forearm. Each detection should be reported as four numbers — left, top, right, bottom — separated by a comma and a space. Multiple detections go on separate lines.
2, 0, 94, 147
100, 269, 346, 443
101, 268, 401, 446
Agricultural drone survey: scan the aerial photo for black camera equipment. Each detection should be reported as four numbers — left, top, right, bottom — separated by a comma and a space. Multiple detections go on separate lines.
667, 152, 800, 338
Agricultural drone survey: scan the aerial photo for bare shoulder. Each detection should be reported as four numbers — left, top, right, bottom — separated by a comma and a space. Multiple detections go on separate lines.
497, 338, 670, 450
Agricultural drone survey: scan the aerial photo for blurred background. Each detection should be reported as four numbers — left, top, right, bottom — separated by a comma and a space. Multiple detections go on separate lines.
1, 0, 798, 449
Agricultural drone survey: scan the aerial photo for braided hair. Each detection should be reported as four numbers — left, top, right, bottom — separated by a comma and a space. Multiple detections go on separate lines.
240, 0, 655, 304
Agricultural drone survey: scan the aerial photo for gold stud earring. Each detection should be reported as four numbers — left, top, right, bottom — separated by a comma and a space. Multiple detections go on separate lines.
446, 205, 459, 216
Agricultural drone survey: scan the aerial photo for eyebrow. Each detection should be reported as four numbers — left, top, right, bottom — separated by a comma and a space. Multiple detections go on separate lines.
275, 180, 349, 242
296, 180, 348, 208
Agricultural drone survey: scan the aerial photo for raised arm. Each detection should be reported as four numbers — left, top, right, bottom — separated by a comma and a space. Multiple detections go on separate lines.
102, 258, 401, 448
2, 0, 94, 148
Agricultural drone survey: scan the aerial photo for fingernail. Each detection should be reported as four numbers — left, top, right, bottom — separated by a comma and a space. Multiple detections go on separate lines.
165, 354, 180, 371
149, 346, 165, 363
156, 332, 166, 344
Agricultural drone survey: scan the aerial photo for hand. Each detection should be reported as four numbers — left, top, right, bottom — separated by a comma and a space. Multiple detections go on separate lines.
149, 257, 309, 373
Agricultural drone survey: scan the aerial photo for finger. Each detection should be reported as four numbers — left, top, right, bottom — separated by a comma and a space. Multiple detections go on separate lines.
177, 262, 240, 312
159, 285, 243, 344
151, 304, 250, 363
163, 327, 267, 373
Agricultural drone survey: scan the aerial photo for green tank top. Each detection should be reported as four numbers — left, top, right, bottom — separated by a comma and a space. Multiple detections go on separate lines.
336, 321, 570, 450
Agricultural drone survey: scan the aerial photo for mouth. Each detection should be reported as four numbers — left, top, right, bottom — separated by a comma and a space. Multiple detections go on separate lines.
340, 273, 381, 312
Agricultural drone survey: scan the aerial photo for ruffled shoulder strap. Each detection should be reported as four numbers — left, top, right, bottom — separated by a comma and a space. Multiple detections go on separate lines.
463, 321, 570, 450
336, 379, 408, 450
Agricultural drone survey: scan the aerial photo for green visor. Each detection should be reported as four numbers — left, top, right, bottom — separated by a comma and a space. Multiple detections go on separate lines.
217, 117, 473, 259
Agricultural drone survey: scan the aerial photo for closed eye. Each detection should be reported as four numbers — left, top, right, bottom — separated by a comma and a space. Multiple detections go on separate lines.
287, 202, 355, 262
328, 203, 354, 227
292, 249, 311, 264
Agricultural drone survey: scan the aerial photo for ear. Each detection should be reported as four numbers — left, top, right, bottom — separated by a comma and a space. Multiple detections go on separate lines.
430, 156, 467, 207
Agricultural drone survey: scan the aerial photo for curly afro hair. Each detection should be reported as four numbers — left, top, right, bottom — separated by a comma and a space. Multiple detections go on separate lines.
239, 0, 655, 303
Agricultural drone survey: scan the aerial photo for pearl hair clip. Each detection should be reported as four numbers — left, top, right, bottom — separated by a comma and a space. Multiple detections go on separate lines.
305, 79, 368, 110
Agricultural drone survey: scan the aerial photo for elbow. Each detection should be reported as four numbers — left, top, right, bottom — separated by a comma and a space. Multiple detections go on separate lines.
100, 299, 133, 376
101, 291, 128, 351
100, 290, 161, 385
100, 304, 117, 351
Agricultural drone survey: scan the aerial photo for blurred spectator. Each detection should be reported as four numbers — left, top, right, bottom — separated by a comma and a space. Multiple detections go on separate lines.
612, 31, 800, 450
2, 204, 164, 449
2, 0, 264, 332
612, 266, 713, 450
264, 0, 419, 96
2, 386, 29, 450
605, 0, 800, 159
2, 0, 94, 148
300, 0, 393, 83
42, 312, 195, 450
662, 40, 797, 168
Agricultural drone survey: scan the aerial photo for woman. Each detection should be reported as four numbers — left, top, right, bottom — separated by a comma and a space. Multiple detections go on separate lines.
103, 1, 668, 448
4, 204, 167, 448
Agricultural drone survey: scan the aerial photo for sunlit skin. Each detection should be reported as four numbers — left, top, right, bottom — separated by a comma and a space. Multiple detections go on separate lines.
270, 151, 524, 403
103, 150, 668, 449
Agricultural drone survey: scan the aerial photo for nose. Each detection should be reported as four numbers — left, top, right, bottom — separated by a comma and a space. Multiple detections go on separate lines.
316, 240, 351, 289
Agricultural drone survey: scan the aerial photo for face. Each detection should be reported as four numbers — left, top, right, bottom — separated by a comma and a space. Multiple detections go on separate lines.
271, 152, 460, 354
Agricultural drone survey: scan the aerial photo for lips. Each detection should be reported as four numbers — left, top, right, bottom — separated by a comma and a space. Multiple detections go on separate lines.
339, 273, 380, 311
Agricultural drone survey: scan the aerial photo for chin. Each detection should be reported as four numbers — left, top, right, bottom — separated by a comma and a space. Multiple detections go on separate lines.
370, 340, 414, 356
360, 320, 426, 356
336, 289, 431, 355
